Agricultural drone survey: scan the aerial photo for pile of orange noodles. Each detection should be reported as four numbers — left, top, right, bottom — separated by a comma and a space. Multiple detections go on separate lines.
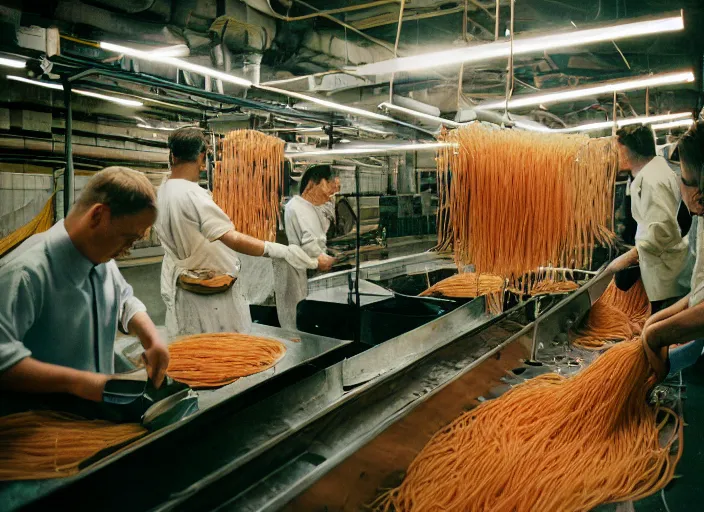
0, 411, 146, 481
375, 339, 681, 512
573, 279, 651, 350
166, 333, 287, 388
419, 272, 505, 298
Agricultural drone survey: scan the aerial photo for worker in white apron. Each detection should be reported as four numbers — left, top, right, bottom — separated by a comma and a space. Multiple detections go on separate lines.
274, 165, 339, 330
608, 124, 691, 314
154, 128, 334, 338
642, 121, 704, 380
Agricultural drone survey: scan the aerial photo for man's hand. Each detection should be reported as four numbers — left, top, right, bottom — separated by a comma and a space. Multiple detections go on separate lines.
142, 341, 170, 388
606, 247, 639, 274
317, 253, 335, 272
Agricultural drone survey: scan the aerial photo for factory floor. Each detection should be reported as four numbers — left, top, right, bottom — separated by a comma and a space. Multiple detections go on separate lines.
636, 356, 704, 512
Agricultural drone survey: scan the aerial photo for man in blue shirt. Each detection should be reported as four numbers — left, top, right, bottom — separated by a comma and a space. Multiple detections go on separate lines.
0, 167, 169, 402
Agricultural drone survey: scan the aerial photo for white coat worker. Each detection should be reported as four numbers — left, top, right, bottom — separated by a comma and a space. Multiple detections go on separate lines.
608, 124, 692, 314
641, 121, 704, 380
154, 128, 335, 337
0, 167, 170, 403
274, 165, 339, 330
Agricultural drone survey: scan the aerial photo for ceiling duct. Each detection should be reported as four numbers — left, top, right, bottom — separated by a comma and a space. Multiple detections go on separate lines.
54, 0, 183, 44
82, 0, 172, 22
391, 95, 441, 117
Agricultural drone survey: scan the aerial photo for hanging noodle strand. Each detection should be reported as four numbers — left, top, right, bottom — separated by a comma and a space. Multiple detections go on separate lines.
213, 130, 284, 242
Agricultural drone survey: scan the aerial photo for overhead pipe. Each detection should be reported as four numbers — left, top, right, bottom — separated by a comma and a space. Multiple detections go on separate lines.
63, 80, 74, 217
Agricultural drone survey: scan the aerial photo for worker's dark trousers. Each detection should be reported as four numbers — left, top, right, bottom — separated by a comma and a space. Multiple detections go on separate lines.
650, 296, 683, 315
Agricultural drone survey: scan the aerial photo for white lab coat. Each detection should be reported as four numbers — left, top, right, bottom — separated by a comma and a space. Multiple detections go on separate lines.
273, 197, 334, 330
154, 179, 252, 338
630, 156, 690, 302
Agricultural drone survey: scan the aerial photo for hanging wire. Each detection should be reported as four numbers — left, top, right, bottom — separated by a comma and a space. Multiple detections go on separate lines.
504, 0, 515, 118
388, 0, 407, 102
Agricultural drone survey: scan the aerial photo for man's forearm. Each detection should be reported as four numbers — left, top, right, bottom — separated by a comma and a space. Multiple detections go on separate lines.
647, 295, 690, 327
646, 301, 704, 349
218, 230, 266, 256
608, 247, 639, 272
128, 311, 161, 350
0, 357, 107, 402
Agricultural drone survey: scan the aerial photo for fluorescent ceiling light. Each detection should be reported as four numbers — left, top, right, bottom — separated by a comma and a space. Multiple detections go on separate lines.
257, 84, 393, 123
7, 75, 143, 107
379, 102, 462, 127
100, 41, 252, 88
0, 57, 26, 69
147, 44, 190, 58
7, 75, 63, 90
651, 119, 694, 131
286, 142, 456, 158
554, 112, 692, 133
354, 13, 684, 75
74, 89, 143, 106
477, 71, 695, 110
137, 123, 176, 131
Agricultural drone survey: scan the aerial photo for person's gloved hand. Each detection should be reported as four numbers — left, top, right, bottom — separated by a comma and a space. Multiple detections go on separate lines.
264, 242, 318, 270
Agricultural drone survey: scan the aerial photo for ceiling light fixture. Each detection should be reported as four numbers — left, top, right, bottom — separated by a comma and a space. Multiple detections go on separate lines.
477, 71, 695, 110
7, 75, 143, 107
136, 123, 176, 131
257, 84, 394, 123
378, 102, 462, 127
651, 118, 695, 131
553, 112, 692, 133
286, 142, 456, 158
353, 12, 684, 75
0, 57, 26, 69
100, 41, 252, 88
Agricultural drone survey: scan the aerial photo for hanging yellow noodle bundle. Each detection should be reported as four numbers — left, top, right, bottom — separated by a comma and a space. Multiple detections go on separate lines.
213, 130, 284, 241
375, 340, 681, 512
573, 279, 651, 350
166, 333, 287, 389
0, 411, 146, 481
419, 272, 505, 298
435, 125, 617, 288
0, 193, 54, 258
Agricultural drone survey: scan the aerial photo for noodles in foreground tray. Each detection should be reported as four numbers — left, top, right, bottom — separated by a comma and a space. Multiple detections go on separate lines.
166, 333, 287, 388
375, 339, 681, 512
0, 411, 146, 481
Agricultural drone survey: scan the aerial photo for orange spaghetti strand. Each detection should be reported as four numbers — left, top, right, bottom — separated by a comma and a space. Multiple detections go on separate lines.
573, 279, 651, 350
375, 340, 682, 512
166, 333, 287, 389
435, 125, 618, 291
0, 411, 146, 481
213, 130, 284, 242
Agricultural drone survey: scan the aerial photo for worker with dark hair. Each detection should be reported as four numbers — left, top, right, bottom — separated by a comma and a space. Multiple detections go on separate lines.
154, 128, 334, 337
608, 124, 691, 313
274, 165, 339, 330
642, 120, 704, 379
0, 167, 169, 402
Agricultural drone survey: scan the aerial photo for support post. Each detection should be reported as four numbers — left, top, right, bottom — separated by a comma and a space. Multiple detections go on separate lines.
63, 81, 74, 217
